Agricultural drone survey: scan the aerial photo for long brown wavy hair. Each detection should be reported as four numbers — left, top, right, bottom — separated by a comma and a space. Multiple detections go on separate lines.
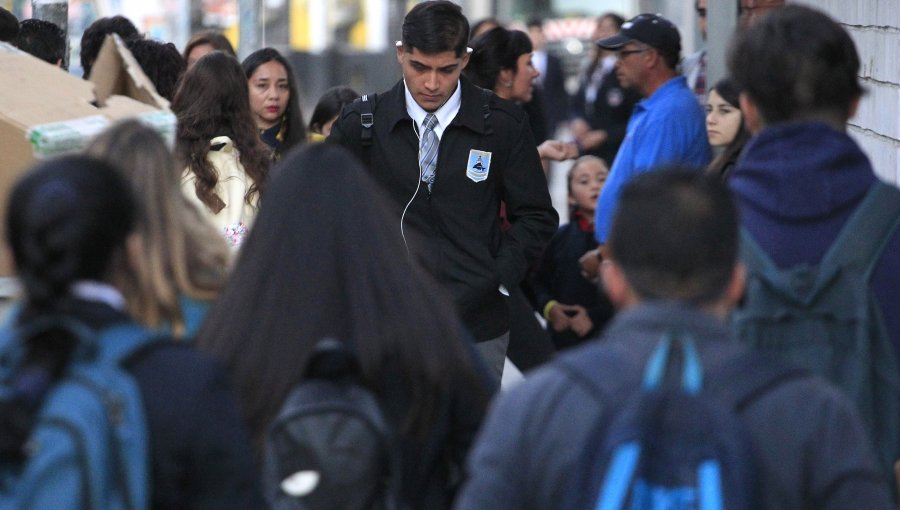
171, 51, 270, 214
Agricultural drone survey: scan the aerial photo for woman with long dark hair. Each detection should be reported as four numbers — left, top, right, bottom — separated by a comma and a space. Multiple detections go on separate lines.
197, 144, 492, 509
242, 47, 307, 159
0, 155, 263, 508
172, 51, 270, 248
705, 77, 750, 180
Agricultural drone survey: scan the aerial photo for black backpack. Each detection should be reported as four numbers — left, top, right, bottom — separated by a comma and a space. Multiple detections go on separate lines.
262, 338, 403, 510
560, 331, 805, 509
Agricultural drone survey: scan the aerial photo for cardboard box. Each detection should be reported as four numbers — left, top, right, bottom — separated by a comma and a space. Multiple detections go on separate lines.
0, 36, 176, 282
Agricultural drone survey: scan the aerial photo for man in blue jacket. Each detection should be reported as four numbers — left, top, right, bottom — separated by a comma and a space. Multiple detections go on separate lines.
591, 13, 711, 247
453, 169, 892, 510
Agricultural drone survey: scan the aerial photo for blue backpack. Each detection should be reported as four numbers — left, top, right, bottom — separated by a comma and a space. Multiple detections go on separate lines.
561, 331, 803, 510
0, 317, 162, 510
733, 181, 900, 486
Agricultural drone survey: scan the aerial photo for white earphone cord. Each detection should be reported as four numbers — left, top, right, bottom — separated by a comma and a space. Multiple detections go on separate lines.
401, 118, 426, 256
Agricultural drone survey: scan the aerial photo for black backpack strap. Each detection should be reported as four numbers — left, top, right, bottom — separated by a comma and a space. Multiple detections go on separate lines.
821, 181, 900, 278
356, 93, 377, 170
480, 88, 493, 135
359, 94, 376, 147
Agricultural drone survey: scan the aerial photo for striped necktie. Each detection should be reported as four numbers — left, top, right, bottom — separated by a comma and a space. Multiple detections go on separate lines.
419, 114, 439, 190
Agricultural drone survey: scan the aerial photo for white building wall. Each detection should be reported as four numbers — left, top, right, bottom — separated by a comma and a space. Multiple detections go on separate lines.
813, 0, 900, 184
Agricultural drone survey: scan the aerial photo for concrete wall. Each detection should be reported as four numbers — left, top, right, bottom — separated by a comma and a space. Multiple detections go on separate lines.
813, 0, 900, 184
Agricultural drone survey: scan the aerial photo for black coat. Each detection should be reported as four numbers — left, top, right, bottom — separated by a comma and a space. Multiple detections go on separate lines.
530, 220, 614, 350
329, 78, 558, 341
570, 66, 641, 166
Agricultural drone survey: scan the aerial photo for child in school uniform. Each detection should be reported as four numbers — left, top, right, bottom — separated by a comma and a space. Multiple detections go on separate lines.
530, 156, 615, 350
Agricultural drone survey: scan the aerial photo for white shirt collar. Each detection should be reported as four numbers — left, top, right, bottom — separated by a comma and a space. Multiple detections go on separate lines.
403, 79, 462, 139
70, 280, 128, 311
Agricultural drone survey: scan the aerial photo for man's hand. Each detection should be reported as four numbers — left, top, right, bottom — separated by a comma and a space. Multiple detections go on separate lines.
569, 118, 590, 138
538, 140, 579, 162
576, 129, 608, 151
579, 248, 602, 282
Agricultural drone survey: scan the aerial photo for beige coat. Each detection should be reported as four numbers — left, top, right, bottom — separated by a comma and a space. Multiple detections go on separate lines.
181, 136, 258, 247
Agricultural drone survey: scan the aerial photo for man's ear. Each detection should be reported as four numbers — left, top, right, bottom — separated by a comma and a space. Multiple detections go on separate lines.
396, 44, 405, 64
739, 92, 763, 134
601, 258, 636, 310
459, 50, 470, 70
848, 94, 861, 120
723, 262, 746, 308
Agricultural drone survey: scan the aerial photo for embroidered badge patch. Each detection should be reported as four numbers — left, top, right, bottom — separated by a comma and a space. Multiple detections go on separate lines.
467, 150, 491, 182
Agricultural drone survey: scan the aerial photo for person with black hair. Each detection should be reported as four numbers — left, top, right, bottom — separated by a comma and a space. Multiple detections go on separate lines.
308, 85, 358, 140
183, 30, 235, 68
79, 15, 140, 78
172, 51, 271, 248
469, 17, 499, 41
197, 143, 492, 509
14, 18, 66, 68
329, 0, 558, 382
465, 26, 577, 163
705, 77, 748, 180
728, 4, 900, 488
569, 13, 640, 167
125, 38, 186, 102
0, 155, 264, 508
454, 169, 893, 510
242, 47, 307, 159
0, 7, 18, 42
524, 17, 567, 141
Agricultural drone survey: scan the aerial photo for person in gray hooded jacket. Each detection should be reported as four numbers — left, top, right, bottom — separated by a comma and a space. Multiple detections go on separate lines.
454, 169, 892, 510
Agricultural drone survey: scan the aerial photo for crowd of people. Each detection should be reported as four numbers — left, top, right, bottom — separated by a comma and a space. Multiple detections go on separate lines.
0, 1, 899, 509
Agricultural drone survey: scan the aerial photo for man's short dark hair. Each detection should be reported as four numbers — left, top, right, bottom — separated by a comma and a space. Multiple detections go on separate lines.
727, 5, 862, 125
81, 15, 140, 78
608, 168, 738, 304
15, 19, 66, 68
402, 0, 469, 57
126, 38, 186, 101
0, 7, 19, 42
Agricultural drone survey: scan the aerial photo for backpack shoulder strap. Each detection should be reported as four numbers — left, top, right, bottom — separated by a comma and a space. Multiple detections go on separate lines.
708, 351, 809, 412
822, 181, 900, 278
480, 88, 493, 135
97, 322, 166, 366
352, 93, 378, 170
738, 227, 779, 273
358, 93, 377, 147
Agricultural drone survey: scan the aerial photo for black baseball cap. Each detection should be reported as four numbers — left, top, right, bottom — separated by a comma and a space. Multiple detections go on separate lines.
596, 13, 681, 57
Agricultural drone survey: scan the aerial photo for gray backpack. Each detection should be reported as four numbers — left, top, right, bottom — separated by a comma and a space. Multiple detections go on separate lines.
732, 181, 900, 488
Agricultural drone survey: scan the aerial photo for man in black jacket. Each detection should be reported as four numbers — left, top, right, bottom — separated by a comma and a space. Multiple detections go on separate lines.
329, 0, 557, 380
